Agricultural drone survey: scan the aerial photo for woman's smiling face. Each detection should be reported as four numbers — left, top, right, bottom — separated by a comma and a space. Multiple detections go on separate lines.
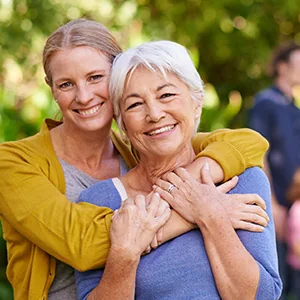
120, 66, 201, 159
49, 46, 114, 133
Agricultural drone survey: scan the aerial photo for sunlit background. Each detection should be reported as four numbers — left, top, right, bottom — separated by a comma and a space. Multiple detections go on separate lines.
0, 0, 300, 297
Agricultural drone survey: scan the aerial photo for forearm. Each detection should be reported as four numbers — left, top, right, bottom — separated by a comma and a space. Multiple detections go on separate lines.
88, 247, 139, 300
0, 148, 115, 270
186, 156, 224, 183
159, 210, 196, 243
192, 128, 269, 182
198, 213, 259, 300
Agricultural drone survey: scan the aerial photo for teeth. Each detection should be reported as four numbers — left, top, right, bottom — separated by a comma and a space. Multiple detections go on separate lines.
77, 105, 101, 116
148, 125, 175, 136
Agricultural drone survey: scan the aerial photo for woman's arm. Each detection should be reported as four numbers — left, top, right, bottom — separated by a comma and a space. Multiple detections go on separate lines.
76, 194, 170, 300
155, 166, 282, 300
191, 128, 269, 182
0, 143, 113, 271
128, 127, 269, 184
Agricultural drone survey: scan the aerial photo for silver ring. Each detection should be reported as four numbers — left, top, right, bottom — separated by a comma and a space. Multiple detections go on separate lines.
167, 184, 176, 193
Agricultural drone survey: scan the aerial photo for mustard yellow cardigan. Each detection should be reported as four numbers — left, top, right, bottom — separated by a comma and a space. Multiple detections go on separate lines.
0, 119, 268, 300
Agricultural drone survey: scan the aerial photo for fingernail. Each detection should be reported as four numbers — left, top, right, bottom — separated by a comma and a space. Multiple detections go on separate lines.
204, 162, 210, 170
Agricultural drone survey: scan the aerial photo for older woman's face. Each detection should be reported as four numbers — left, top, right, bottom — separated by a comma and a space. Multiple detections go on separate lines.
49, 46, 113, 133
121, 66, 201, 158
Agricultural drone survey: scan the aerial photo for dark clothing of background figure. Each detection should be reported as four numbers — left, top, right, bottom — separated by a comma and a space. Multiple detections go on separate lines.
250, 86, 300, 207
249, 85, 300, 300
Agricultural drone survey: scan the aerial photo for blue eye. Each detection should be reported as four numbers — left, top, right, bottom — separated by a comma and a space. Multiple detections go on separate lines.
90, 74, 103, 81
60, 82, 73, 89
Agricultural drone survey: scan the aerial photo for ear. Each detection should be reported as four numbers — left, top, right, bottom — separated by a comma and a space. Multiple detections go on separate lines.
45, 77, 57, 99
45, 76, 50, 86
194, 102, 202, 118
277, 61, 289, 76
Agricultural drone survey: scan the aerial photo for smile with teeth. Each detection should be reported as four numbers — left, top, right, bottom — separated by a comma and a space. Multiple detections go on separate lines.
77, 104, 102, 116
147, 125, 176, 136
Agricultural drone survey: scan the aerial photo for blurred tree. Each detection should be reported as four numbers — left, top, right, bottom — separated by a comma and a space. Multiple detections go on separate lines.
0, 0, 300, 297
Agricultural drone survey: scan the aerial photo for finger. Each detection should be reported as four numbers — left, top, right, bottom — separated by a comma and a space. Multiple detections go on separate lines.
147, 192, 161, 217
161, 171, 184, 187
134, 194, 147, 212
217, 176, 238, 193
155, 227, 164, 247
145, 191, 155, 206
155, 199, 170, 217
121, 197, 134, 208
200, 163, 214, 186
152, 185, 175, 207
154, 206, 171, 228
244, 205, 270, 224
112, 209, 119, 221
234, 221, 265, 232
143, 245, 151, 254
242, 194, 267, 210
150, 234, 159, 249
173, 167, 194, 182
155, 178, 176, 192
241, 212, 269, 227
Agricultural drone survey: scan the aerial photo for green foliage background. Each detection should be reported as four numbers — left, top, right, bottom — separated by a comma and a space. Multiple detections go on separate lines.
0, 0, 300, 297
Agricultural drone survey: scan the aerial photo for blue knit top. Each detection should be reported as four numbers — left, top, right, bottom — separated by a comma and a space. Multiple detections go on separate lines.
75, 167, 282, 299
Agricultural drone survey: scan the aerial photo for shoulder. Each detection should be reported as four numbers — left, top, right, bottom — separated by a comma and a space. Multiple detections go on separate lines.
230, 167, 270, 200
0, 119, 57, 164
254, 87, 289, 106
78, 178, 122, 210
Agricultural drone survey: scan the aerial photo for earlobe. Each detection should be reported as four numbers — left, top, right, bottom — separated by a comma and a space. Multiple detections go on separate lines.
194, 104, 202, 119
45, 76, 50, 86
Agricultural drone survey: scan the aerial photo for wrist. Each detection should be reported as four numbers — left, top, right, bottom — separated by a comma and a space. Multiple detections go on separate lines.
109, 244, 142, 266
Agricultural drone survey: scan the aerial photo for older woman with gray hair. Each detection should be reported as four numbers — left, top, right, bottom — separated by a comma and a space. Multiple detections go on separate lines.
75, 41, 282, 299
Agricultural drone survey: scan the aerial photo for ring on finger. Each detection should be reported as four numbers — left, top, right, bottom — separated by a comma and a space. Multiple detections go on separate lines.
167, 184, 176, 193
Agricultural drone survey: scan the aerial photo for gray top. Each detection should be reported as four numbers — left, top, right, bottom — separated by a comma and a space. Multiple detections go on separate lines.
48, 156, 129, 300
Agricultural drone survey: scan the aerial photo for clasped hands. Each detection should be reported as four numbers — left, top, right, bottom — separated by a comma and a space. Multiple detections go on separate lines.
111, 165, 269, 257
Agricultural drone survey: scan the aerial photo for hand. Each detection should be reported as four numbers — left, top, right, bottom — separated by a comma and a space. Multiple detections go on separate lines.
217, 176, 269, 232
154, 165, 269, 231
145, 191, 170, 250
154, 165, 224, 225
111, 193, 171, 258
219, 193, 269, 232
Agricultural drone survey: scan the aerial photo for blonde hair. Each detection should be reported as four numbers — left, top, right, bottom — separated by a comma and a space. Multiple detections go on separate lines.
43, 18, 122, 86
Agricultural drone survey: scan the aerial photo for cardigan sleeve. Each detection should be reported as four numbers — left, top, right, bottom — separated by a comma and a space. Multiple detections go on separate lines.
0, 142, 113, 271
191, 128, 269, 181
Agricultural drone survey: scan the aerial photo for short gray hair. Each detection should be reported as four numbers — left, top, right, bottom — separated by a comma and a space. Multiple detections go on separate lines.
109, 40, 204, 133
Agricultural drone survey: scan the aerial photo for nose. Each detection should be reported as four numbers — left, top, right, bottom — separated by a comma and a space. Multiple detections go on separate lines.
145, 102, 166, 123
75, 84, 94, 104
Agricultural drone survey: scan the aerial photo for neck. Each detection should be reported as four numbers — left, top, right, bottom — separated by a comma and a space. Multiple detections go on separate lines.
275, 77, 294, 99
51, 122, 119, 179
123, 146, 195, 195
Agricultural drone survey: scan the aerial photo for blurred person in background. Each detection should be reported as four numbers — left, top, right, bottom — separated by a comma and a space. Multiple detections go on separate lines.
287, 200, 300, 299
249, 42, 300, 299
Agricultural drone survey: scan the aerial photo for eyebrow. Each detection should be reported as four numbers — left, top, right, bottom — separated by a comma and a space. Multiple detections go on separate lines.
124, 83, 176, 101
157, 83, 176, 91
54, 69, 107, 85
